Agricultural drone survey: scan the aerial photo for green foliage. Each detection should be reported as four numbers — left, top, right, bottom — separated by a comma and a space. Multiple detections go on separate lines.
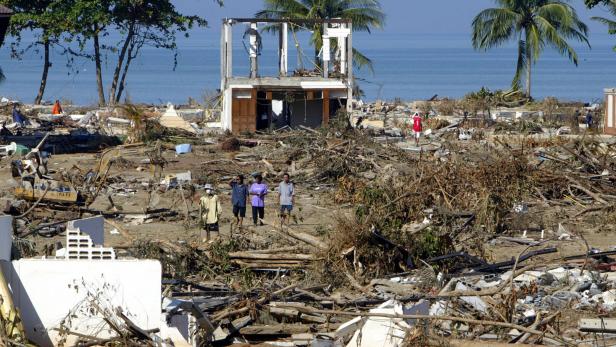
591, 1, 616, 52
256, 0, 385, 72
1, 0, 220, 105
586, 0, 608, 7
472, 0, 589, 98
414, 229, 453, 261
2, 0, 75, 102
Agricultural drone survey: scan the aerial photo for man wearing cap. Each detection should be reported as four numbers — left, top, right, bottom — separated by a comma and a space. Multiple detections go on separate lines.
199, 184, 221, 242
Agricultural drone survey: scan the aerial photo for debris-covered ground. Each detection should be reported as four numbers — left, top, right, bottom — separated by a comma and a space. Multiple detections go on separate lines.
3, 100, 616, 346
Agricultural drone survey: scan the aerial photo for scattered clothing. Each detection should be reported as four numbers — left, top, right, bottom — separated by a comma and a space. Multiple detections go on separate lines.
12, 107, 27, 126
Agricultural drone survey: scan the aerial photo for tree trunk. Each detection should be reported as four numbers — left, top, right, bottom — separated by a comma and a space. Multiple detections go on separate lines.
34, 40, 50, 105
93, 29, 106, 106
109, 23, 134, 105
526, 41, 532, 99
115, 42, 136, 104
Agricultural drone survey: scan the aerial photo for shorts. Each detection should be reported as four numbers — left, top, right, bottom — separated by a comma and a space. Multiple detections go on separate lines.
280, 205, 293, 214
204, 223, 219, 232
413, 131, 421, 139
233, 205, 246, 218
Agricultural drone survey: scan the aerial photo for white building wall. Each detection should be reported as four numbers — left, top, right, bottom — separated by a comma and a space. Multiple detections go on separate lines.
221, 88, 233, 131
0, 216, 12, 261
3, 259, 162, 347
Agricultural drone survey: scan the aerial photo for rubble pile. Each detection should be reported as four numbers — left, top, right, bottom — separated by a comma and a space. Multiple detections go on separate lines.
2, 99, 616, 346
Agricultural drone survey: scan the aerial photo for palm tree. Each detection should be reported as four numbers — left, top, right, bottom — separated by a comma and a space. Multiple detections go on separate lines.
592, 0, 616, 51
255, 0, 385, 72
472, 0, 589, 99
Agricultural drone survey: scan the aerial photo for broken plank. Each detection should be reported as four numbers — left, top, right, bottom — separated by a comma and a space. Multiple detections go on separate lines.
228, 252, 315, 261
265, 221, 327, 249
234, 261, 306, 269
579, 318, 616, 333
239, 323, 339, 336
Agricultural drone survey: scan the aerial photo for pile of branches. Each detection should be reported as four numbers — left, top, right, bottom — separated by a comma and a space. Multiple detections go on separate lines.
257, 127, 408, 183
321, 137, 616, 284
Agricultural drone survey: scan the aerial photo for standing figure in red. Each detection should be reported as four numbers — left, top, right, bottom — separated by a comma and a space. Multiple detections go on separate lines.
412, 112, 423, 147
52, 100, 63, 115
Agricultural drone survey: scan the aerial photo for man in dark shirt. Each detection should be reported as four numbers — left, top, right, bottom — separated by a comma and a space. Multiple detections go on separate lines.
230, 174, 249, 228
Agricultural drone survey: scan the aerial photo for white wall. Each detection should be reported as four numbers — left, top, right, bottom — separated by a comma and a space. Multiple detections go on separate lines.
0, 216, 12, 261
222, 88, 233, 131
3, 259, 161, 346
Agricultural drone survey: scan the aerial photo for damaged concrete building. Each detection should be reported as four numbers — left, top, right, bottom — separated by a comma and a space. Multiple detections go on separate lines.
220, 18, 353, 133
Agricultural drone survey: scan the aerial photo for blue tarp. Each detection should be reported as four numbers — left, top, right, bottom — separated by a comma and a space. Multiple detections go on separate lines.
12, 108, 28, 125
175, 144, 192, 155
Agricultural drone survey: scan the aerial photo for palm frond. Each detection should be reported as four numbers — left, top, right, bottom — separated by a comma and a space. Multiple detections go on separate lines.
352, 47, 373, 73
593, 16, 616, 34
472, 8, 520, 50
535, 16, 580, 65
255, 0, 385, 72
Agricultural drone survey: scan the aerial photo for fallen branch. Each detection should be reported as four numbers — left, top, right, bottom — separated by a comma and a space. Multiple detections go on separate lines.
274, 305, 570, 346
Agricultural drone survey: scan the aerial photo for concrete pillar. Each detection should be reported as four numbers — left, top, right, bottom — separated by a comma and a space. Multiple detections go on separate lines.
249, 22, 258, 78
347, 23, 353, 112
339, 28, 347, 75
322, 35, 330, 78
279, 22, 288, 77
224, 21, 233, 80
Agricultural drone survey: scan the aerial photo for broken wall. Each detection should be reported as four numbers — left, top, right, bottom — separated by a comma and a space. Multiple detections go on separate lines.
2, 259, 162, 346
0, 215, 11, 261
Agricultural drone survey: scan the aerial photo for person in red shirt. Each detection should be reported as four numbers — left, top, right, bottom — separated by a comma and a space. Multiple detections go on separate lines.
412, 112, 423, 146
51, 100, 63, 115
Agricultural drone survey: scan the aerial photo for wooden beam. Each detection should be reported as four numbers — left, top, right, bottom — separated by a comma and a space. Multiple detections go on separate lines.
239, 323, 340, 336
322, 89, 330, 126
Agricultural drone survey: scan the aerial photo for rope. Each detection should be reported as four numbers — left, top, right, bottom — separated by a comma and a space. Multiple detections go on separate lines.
289, 23, 322, 73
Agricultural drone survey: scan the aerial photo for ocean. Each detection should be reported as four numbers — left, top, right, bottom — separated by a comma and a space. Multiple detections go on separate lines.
0, 31, 615, 105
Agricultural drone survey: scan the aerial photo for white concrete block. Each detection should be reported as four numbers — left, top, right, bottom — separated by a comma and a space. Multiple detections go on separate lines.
68, 216, 104, 246
5, 259, 161, 346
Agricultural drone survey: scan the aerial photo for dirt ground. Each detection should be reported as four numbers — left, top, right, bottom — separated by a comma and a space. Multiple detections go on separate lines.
3, 135, 615, 266
1, 143, 349, 256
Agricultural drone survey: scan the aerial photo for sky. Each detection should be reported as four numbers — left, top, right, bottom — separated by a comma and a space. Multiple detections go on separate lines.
173, 0, 612, 36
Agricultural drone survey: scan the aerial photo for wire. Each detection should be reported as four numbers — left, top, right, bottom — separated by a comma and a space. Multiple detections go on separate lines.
289, 23, 322, 73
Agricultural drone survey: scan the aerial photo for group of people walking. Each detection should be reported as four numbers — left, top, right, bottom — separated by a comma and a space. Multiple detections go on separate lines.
199, 173, 295, 242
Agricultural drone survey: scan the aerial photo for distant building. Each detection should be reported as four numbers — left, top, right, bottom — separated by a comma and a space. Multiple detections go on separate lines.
220, 18, 353, 133
605, 88, 616, 135
0, 5, 11, 47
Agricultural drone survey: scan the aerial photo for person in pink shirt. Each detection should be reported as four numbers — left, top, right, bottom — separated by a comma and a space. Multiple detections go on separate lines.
250, 174, 268, 226
412, 112, 423, 146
